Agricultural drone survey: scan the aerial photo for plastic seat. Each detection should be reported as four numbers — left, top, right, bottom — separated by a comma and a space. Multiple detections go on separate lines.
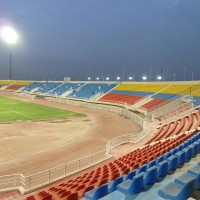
65, 192, 79, 200
117, 172, 143, 194
147, 160, 156, 168
166, 155, 178, 174
143, 166, 157, 190
156, 155, 165, 163
182, 147, 193, 162
98, 190, 125, 200
107, 176, 123, 193
188, 165, 200, 189
175, 150, 186, 168
175, 172, 195, 198
137, 164, 147, 174
79, 185, 94, 198
124, 170, 136, 180
84, 184, 108, 200
189, 143, 198, 157
40, 194, 52, 200
157, 160, 168, 181
158, 182, 190, 200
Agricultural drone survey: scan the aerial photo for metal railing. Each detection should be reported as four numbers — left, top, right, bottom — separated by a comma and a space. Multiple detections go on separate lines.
0, 93, 147, 194
0, 174, 26, 192
106, 128, 151, 152
0, 150, 110, 193
44, 96, 144, 127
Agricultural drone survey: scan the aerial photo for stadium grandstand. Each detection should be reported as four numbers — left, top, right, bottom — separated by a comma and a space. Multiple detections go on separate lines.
1, 79, 200, 200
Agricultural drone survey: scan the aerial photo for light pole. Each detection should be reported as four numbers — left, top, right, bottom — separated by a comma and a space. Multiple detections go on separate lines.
1, 26, 18, 80
173, 74, 176, 81
183, 65, 188, 81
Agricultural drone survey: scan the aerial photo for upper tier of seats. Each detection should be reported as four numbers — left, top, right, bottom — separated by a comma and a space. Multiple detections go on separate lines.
67, 83, 117, 100
47, 83, 84, 96
21, 82, 45, 92
99, 83, 199, 109
0, 80, 32, 91
3, 80, 200, 110
34, 82, 63, 94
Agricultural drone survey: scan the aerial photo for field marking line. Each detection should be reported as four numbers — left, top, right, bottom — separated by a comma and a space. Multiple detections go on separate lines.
10, 109, 31, 118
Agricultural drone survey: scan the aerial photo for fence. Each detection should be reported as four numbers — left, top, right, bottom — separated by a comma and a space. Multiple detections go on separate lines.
0, 150, 110, 193
44, 96, 144, 127
0, 93, 147, 194
106, 128, 151, 152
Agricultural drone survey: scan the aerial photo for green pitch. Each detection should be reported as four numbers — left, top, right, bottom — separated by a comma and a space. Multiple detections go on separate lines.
0, 96, 82, 123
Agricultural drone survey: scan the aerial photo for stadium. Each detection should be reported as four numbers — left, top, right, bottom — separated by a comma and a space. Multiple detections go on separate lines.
1, 80, 200, 200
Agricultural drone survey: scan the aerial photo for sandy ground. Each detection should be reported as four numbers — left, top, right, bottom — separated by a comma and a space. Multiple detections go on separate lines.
0, 94, 142, 176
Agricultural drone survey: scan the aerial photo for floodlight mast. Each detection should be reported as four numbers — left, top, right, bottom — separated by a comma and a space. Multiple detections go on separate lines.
1, 26, 18, 80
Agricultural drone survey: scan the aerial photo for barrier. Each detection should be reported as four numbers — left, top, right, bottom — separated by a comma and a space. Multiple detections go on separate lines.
0, 150, 110, 193
0, 93, 147, 194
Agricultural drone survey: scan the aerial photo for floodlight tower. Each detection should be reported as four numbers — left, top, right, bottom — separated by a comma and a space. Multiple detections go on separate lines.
1, 26, 18, 80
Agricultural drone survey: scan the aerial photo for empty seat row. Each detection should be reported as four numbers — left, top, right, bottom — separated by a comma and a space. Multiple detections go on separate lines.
82, 131, 200, 200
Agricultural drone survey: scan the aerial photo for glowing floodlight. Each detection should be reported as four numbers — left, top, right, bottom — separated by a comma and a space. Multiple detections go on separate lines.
1, 26, 18, 44
142, 76, 147, 81
1, 26, 18, 80
96, 77, 99, 80
106, 77, 110, 81
117, 76, 120, 81
157, 76, 162, 80
129, 76, 133, 80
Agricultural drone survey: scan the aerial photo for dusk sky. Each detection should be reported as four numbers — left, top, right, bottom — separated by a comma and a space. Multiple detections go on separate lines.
0, 0, 200, 81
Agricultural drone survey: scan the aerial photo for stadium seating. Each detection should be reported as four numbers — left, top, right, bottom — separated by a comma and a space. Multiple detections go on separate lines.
67, 83, 117, 100
21, 82, 46, 92
99, 83, 199, 111
24, 123, 200, 200
35, 82, 63, 94
0, 80, 32, 91
47, 83, 84, 96
2, 80, 200, 200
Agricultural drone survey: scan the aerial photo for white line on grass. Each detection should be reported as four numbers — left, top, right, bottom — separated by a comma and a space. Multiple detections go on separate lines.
10, 109, 31, 118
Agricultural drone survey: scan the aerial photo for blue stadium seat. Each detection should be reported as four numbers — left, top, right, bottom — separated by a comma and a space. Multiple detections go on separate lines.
188, 165, 200, 189
117, 173, 144, 194
182, 147, 193, 162
156, 155, 165, 163
137, 164, 148, 174
107, 176, 124, 193
84, 184, 108, 200
166, 155, 178, 174
124, 170, 136, 181
143, 166, 157, 190
98, 190, 125, 200
147, 160, 157, 168
158, 182, 190, 200
175, 150, 186, 168
175, 173, 195, 198
157, 160, 168, 182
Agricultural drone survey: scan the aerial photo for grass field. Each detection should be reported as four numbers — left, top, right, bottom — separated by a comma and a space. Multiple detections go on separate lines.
0, 96, 82, 123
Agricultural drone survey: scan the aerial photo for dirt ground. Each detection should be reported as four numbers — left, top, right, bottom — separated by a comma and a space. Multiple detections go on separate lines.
0, 94, 142, 176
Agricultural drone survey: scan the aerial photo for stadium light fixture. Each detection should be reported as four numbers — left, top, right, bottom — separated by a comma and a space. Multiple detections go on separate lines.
129, 76, 133, 81
157, 76, 162, 81
1, 26, 18, 80
106, 77, 110, 81
88, 77, 91, 81
117, 76, 120, 81
142, 76, 147, 81
96, 77, 99, 81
